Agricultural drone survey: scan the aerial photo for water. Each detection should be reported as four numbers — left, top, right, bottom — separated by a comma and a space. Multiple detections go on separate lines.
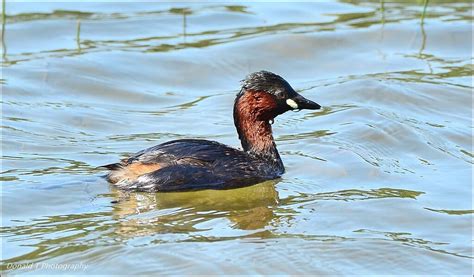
1, 1, 472, 275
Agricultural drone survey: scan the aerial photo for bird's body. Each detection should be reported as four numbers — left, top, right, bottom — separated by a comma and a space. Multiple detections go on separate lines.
104, 139, 283, 192
103, 71, 320, 192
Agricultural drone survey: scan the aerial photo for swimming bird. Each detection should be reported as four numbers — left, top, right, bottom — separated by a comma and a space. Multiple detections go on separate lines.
102, 71, 321, 192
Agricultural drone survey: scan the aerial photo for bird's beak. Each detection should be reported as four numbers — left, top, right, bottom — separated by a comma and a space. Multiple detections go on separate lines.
286, 94, 321, 110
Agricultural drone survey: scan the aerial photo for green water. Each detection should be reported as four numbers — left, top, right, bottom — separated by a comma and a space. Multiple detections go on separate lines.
1, 1, 473, 275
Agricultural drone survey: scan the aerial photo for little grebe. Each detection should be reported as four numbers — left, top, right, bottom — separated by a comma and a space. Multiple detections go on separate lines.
102, 71, 321, 192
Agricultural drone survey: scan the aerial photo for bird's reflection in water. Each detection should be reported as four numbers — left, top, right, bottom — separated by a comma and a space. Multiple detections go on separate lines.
109, 180, 280, 239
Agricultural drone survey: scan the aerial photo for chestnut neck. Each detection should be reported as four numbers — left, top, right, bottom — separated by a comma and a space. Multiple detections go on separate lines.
233, 90, 284, 171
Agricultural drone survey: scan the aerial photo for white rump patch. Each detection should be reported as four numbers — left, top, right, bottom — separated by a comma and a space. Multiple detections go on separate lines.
137, 175, 154, 184
286, 99, 299, 109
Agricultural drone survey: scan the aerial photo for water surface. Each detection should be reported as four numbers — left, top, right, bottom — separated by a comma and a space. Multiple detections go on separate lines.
1, 1, 473, 275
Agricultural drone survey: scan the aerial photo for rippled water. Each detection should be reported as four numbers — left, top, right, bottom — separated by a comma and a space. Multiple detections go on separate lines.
1, 1, 472, 275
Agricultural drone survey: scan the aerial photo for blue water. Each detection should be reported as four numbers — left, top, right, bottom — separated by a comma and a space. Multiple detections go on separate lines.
1, 1, 472, 275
